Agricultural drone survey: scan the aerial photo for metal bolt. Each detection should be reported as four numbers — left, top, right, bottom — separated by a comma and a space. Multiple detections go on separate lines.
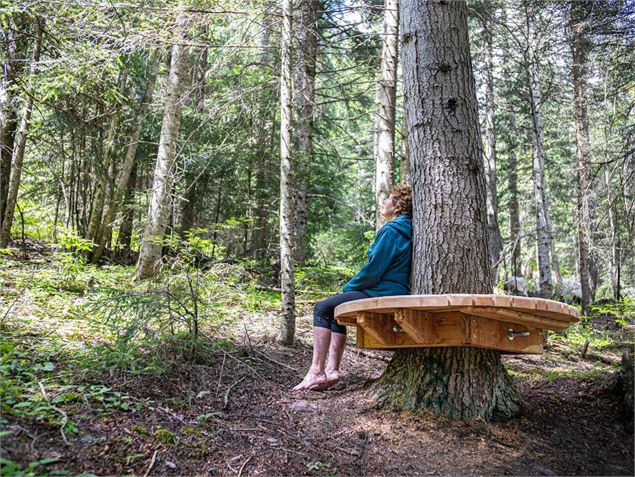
508, 329, 530, 341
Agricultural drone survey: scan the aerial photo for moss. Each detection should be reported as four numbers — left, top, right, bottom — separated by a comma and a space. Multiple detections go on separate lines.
132, 424, 150, 436
153, 427, 177, 446
181, 426, 202, 437
62, 392, 82, 403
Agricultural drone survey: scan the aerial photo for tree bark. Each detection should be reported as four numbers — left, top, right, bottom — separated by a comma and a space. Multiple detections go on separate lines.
279, 0, 296, 344
374, 0, 399, 229
135, 6, 190, 279
0, 17, 43, 248
400, 108, 410, 184
570, 0, 594, 313
91, 54, 159, 263
292, 0, 320, 266
371, 0, 520, 421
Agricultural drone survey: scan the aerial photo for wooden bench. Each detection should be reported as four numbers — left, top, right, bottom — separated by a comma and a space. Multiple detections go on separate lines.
334, 294, 579, 354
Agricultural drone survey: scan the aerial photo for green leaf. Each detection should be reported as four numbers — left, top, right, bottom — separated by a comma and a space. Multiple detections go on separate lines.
27, 457, 60, 468
42, 362, 56, 372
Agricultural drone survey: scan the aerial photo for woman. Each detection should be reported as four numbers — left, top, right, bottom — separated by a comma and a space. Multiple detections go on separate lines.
293, 184, 413, 391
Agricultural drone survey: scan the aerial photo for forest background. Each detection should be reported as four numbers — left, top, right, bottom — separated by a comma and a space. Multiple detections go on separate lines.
0, 0, 634, 475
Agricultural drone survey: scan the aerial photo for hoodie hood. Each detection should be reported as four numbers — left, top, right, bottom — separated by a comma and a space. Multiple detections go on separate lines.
385, 214, 412, 240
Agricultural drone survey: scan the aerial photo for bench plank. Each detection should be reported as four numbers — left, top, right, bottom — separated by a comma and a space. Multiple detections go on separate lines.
333, 294, 577, 353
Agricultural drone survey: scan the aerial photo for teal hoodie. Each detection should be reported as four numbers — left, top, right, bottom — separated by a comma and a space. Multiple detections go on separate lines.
343, 214, 412, 297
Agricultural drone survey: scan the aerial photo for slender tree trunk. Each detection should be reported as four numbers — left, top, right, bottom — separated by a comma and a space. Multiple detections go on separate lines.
482, 2, 501, 284
527, 62, 552, 297
501, 5, 521, 279
92, 55, 159, 263
135, 6, 190, 279
180, 180, 196, 234
371, 0, 520, 421
194, 27, 208, 112
508, 139, 521, 277
0, 109, 17, 228
250, 4, 274, 260
279, 0, 296, 344
522, 2, 553, 298
605, 167, 620, 300
292, 0, 319, 266
0, 17, 43, 248
570, 0, 594, 313
375, 0, 399, 229
177, 34, 208, 239
85, 70, 127, 249
117, 162, 137, 256
603, 79, 620, 300
0, 16, 25, 228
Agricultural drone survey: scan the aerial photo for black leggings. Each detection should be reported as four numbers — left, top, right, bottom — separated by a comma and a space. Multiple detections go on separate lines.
313, 291, 369, 335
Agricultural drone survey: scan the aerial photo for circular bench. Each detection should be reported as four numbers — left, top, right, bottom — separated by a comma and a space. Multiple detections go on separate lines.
334, 294, 580, 354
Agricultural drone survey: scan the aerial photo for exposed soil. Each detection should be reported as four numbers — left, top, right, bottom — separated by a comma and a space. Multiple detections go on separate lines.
3, 308, 634, 477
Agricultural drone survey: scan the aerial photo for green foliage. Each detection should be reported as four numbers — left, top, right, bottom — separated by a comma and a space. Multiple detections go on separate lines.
589, 297, 635, 327
0, 456, 63, 477
309, 226, 374, 269
295, 266, 354, 293
0, 340, 79, 436
56, 232, 94, 253
53, 252, 88, 293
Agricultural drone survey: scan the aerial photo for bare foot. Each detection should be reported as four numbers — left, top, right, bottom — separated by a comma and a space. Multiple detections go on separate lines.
308, 370, 341, 391
292, 370, 328, 391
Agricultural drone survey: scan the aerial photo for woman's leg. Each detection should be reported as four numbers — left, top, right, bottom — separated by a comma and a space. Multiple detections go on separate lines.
324, 331, 346, 386
293, 291, 368, 391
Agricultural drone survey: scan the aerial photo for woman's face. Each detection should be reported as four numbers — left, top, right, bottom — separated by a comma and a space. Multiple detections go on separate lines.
381, 194, 398, 219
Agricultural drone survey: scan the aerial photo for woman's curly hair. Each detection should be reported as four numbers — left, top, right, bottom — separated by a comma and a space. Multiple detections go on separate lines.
389, 183, 412, 216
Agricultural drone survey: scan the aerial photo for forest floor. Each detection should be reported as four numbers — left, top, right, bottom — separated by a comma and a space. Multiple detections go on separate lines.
1, 241, 633, 476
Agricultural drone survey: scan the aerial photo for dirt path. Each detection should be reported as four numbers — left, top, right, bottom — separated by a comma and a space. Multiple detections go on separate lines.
4, 326, 633, 476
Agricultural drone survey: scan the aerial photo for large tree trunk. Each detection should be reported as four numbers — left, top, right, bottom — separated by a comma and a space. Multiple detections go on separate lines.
371, 0, 520, 421
279, 0, 296, 344
91, 55, 159, 263
135, 7, 190, 279
482, 2, 502, 284
292, 0, 319, 266
571, 0, 594, 313
374, 0, 399, 229
0, 17, 43, 248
